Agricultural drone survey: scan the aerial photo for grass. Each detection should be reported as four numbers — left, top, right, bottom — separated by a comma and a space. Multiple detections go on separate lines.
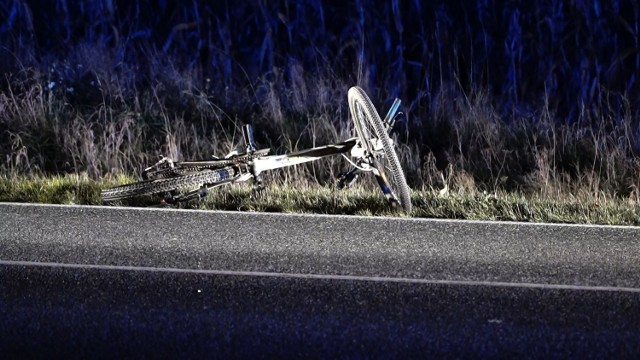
2, 174, 639, 226
2, 1, 640, 226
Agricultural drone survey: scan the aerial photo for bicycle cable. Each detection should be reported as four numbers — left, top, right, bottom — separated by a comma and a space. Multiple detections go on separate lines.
341, 153, 374, 172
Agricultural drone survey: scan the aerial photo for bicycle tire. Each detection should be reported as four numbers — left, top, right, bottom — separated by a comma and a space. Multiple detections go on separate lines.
102, 167, 236, 202
348, 86, 412, 213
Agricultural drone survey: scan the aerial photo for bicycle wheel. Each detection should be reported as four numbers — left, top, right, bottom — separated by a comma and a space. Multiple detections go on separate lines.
348, 86, 412, 213
101, 167, 236, 202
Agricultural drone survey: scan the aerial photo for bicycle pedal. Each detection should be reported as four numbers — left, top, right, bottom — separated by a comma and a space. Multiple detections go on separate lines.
336, 172, 358, 190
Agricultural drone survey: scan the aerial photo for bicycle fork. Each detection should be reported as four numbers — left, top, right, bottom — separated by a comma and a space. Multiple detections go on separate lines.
337, 98, 402, 192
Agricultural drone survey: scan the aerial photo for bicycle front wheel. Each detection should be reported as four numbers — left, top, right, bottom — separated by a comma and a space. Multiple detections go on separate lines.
348, 86, 411, 213
101, 167, 236, 202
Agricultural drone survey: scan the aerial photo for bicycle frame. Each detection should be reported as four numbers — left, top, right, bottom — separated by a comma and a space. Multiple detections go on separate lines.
247, 99, 402, 176
112, 94, 406, 207
252, 138, 358, 174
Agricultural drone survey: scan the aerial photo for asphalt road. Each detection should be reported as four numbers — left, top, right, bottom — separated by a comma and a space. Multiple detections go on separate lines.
2, 203, 640, 358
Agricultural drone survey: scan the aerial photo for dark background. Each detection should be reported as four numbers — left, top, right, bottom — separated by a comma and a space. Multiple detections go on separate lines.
2, 0, 640, 191
3, 0, 639, 116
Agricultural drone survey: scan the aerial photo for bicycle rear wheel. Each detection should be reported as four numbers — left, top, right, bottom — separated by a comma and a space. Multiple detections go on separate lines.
101, 167, 236, 202
348, 86, 411, 213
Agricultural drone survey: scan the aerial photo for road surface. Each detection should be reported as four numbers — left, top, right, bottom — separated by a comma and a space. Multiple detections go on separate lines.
1, 203, 640, 357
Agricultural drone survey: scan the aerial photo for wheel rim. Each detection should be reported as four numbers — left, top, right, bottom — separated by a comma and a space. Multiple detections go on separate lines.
355, 105, 373, 152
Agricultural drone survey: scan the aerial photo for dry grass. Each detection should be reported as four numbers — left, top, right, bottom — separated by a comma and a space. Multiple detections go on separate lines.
2, 174, 639, 225
2, 1, 640, 222
2, 72, 640, 222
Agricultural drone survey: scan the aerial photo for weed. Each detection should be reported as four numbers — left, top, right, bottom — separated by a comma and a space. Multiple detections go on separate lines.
1, 1, 640, 219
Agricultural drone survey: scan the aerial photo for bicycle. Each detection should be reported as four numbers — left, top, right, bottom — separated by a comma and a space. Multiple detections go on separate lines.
101, 86, 412, 213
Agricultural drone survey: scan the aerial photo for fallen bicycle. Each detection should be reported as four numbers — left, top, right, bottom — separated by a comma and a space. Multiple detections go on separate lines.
101, 86, 412, 213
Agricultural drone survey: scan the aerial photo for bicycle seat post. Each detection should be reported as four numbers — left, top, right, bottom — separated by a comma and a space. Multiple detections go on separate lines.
242, 124, 257, 154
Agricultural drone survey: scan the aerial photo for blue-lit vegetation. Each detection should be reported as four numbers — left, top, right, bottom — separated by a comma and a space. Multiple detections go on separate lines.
1, 0, 639, 200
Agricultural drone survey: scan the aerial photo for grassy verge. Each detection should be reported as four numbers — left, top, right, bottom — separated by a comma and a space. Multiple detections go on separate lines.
3, 1, 640, 228
1, 174, 639, 226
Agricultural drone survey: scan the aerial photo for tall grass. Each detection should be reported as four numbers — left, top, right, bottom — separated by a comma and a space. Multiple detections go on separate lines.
1, 0, 639, 203
3, 174, 640, 225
